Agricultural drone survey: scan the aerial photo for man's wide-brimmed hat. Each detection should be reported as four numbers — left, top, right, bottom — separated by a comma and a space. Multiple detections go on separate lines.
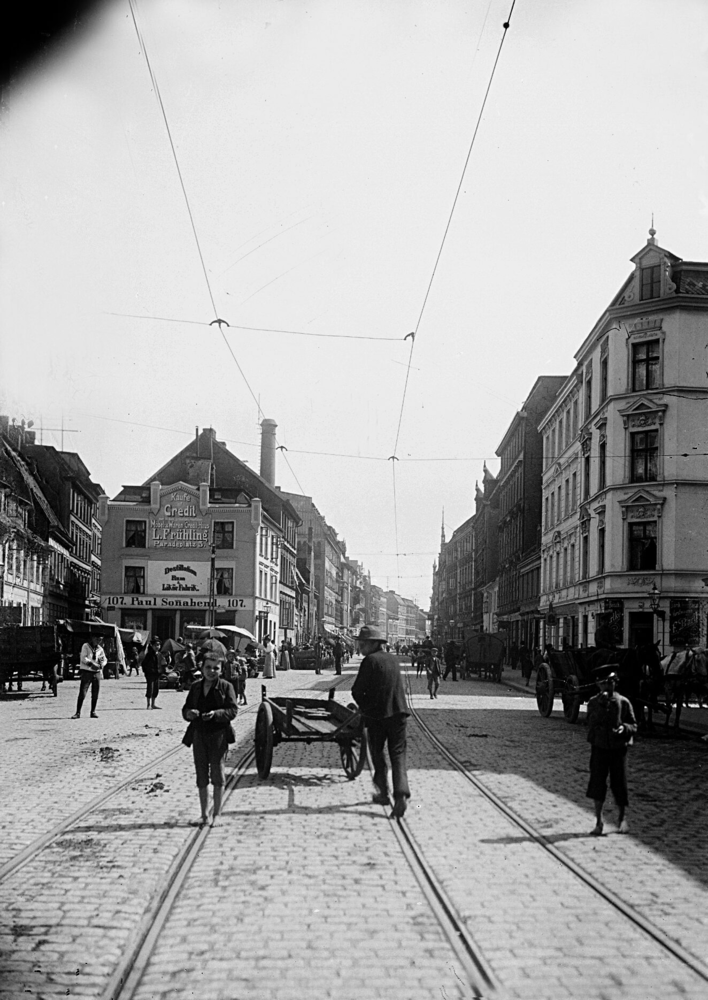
593, 664, 619, 681
357, 624, 386, 642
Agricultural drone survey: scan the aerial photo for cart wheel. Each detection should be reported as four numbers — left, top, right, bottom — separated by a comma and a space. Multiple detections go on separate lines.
562, 674, 581, 723
255, 702, 274, 779
536, 664, 555, 717
339, 727, 369, 779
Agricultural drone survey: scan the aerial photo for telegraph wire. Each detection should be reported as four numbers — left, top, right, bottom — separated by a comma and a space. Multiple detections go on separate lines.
391, 1, 517, 460
128, 0, 312, 499
102, 310, 403, 341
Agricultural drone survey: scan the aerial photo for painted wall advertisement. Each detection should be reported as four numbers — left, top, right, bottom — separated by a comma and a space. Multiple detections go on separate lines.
147, 561, 210, 595
150, 494, 210, 549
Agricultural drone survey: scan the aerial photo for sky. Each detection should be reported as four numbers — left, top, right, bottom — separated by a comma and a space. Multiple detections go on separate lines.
2, 0, 708, 607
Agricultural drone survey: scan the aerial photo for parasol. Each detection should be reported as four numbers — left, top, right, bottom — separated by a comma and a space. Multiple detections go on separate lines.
161, 638, 185, 655
186, 626, 227, 639
200, 638, 228, 658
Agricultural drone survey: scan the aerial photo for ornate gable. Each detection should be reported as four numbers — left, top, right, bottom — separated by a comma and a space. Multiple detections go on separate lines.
617, 397, 667, 429
613, 229, 680, 307
618, 488, 665, 521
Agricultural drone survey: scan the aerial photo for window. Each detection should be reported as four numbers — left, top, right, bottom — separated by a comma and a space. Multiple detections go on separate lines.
572, 398, 578, 438
563, 547, 568, 586
583, 452, 590, 500
581, 532, 589, 579
213, 522, 234, 549
629, 521, 657, 570
640, 265, 660, 301
598, 440, 606, 491
631, 340, 661, 392
557, 486, 562, 522
215, 568, 233, 595
631, 430, 658, 482
542, 557, 547, 592
125, 519, 146, 548
585, 371, 593, 420
544, 496, 549, 530
600, 354, 608, 403
598, 525, 605, 574
550, 493, 555, 525
554, 553, 560, 589
124, 566, 145, 594
571, 472, 577, 510
569, 543, 575, 584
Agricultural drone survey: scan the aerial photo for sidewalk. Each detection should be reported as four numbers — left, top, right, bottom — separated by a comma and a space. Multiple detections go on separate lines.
500, 664, 708, 736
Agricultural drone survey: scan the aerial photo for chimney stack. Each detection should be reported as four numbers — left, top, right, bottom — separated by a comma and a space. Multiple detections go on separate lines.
260, 418, 277, 486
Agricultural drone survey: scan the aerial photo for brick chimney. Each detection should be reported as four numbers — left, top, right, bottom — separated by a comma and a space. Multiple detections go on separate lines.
260, 418, 277, 486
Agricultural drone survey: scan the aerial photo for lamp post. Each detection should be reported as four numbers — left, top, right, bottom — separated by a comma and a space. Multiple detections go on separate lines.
648, 582, 660, 612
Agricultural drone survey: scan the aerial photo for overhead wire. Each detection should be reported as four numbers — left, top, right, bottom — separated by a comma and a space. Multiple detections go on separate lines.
102, 311, 403, 341
128, 0, 311, 497
387, 1, 517, 590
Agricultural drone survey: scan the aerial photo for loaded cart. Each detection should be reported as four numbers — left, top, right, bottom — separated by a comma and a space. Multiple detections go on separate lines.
254, 685, 369, 780
465, 633, 505, 682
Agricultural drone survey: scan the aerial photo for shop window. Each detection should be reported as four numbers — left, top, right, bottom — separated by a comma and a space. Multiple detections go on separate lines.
125, 519, 146, 548
630, 430, 658, 483
214, 521, 234, 548
215, 568, 233, 595
628, 521, 657, 571
640, 265, 660, 301
631, 340, 661, 391
124, 566, 145, 594
122, 610, 147, 630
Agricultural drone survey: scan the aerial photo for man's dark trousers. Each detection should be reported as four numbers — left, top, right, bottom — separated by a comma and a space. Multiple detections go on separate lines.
367, 713, 410, 799
443, 660, 457, 681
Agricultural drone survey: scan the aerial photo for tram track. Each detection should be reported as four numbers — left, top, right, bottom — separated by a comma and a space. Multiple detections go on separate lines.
403, 668, 708, 988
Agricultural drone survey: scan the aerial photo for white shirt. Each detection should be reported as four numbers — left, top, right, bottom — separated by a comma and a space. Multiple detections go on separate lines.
80, 642, 107, 673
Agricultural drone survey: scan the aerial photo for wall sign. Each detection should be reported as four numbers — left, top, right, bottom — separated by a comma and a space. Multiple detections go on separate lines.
147, 561, 210, 594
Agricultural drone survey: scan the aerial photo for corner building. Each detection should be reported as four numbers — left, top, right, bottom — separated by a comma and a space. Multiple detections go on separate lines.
99, 425, 299, 643
539, 230, 708, 652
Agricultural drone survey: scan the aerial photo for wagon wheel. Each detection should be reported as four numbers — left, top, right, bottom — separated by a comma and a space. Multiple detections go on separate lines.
562, 673, 581, 724
255, 702, 274, 779
339, 727, 369, 779
536, 664, 555, 717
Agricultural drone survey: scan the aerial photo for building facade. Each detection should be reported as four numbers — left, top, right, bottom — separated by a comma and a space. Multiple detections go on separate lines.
99, 425, 300, 642
495, 376, 565, 649
539, 230, 708, 652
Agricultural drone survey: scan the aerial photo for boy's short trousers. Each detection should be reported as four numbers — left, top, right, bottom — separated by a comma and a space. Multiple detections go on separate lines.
192, 728, 230, 788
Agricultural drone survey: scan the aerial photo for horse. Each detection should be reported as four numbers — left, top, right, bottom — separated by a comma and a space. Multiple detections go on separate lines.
656, 647, 708, 729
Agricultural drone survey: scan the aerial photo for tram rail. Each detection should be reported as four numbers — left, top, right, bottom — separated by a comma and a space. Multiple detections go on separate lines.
403, 668, 708, 988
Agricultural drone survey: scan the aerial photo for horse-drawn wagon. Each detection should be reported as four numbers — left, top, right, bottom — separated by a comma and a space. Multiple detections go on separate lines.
254, 685, 368, 779
0, 625, 62, 696
465, 633, 505, 683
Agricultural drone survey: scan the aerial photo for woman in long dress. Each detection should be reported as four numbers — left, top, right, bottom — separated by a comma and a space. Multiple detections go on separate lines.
262, 636, 277, 679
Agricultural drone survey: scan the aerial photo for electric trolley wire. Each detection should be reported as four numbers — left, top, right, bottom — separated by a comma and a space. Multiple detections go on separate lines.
391, 2, 517, 461
385, 3, 517, 590
128, 0, 313, 497
103, 311, 403, 342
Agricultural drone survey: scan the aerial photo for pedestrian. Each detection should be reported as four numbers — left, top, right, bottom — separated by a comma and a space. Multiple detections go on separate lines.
262, 636, 277, 679
426, 648, 442, 699
442, 640, 458, 681
127, 645, 141, 677
235, 657, 248, 705
351, 624, 411, 819
182, 652, 238, 827
142, 636, 161, 710
179, 642, 197, 689
71, 634, 107, 719
223, 649, 238, 686
519, 643, 533, 686
585, 664, 637, 836
333, 638, 344, 675
279, 639, 291, 671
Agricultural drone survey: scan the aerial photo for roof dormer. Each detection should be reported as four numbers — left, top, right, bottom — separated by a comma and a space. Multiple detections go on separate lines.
614, 226, 680, 307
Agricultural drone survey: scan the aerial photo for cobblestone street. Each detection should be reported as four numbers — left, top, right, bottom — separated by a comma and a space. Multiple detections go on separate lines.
1, 660, 707, 999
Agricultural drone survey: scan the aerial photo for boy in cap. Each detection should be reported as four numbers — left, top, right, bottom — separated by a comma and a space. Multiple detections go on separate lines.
352, 624, 411, 818
426, 648, 442, 699
585, 664, 637, 836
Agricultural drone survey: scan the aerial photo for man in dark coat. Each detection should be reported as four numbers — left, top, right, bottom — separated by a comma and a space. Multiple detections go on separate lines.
443, 640, 458, 681
586, 664, 637, 836
352, 624, 411, 819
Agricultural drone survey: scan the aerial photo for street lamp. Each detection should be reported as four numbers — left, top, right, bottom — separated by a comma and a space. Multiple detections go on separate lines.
648, 582, 661, 612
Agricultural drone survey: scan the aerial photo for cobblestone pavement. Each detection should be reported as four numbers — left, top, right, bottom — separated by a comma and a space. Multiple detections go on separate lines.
1, 662, 707, 999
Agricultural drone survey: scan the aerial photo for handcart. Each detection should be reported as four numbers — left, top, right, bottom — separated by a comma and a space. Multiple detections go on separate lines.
254, 685, 369, 780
